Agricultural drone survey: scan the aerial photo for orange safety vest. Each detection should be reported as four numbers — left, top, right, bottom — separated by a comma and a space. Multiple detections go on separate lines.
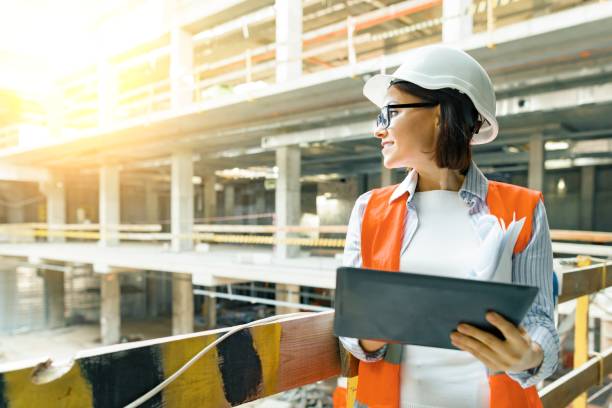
348, 180, 544, 408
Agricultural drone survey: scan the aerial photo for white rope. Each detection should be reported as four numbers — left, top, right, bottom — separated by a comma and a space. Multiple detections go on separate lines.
123, 311, 318, 408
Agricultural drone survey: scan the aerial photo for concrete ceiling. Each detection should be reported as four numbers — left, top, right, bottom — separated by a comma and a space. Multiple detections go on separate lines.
1, 1, 611, 180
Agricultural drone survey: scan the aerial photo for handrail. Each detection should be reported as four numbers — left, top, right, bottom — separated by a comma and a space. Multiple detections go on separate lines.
539, 349, 612, 407
0, 262, 608, 407
2, 223, 607, 239
550, 229, 612, 244
192, 224, 347, 233
0, 224, 610, 252
0, 223, 162, 232
0, 312, 339, 407
558, 262, 611, 303
560, 256, 609, 408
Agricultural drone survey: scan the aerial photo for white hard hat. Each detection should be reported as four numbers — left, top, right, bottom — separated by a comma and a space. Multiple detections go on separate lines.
363, 45, 498, 145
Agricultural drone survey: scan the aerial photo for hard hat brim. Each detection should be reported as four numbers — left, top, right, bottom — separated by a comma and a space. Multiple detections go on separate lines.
363, 73, 498, 145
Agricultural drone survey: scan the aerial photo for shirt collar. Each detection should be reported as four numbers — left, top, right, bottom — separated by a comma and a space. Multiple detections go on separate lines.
388, 168, 418, 204
460, 161, 488, 203
388, 161, 488, 205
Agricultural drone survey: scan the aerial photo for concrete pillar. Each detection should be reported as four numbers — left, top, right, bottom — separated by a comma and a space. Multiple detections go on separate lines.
100, 272, 121, 345
275, 146, 301, 259
44, 173, 66, 243
171, 151, 194, 252
254, 182, 266, 219
276, 283, 300, 315
275, 0, 302, 83
381, 163, 392, 187
202, 294, 217, 329
43, 269, 65, 328
442, 0, 473, 43
580, 166, 595, 231
170, 28, 193, 109
99, 165, 120, 247
172, 273, 194, 335
203, 174, 217, 221
224, 184, 235, 219
528, 134, 544, 191
97, 59, 116, 127
144, 180, 159, 224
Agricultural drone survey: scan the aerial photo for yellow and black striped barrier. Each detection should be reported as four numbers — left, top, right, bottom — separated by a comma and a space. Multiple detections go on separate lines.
0, 226, 347, 248
2, 224, 608, 250
0, 312, 339, 407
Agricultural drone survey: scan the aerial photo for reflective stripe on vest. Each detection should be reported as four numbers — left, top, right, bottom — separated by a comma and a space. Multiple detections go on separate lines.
347, 180, 543, 408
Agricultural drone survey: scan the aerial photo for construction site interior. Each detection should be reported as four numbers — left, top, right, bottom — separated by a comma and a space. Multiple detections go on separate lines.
0, 0, 611, 407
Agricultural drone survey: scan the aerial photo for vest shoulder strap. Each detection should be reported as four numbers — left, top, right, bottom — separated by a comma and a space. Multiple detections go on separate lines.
361, 185, 406, 272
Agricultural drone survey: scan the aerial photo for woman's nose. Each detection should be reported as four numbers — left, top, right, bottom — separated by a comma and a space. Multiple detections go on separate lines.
374, 127, 387, 139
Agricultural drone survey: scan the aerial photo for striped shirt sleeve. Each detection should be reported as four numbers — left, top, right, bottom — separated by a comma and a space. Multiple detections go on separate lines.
338, 191, 388, 362
507, 200, 560, 387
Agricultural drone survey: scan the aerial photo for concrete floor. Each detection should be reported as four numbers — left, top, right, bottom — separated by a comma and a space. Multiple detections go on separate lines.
0, 242, 340, 289
0, 318, 172, 366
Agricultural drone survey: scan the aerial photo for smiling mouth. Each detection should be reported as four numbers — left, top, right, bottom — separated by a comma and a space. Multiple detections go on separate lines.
381, 141, 394, 149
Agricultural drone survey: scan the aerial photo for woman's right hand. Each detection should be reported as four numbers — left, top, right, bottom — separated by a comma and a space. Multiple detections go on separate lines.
359, 339, 387, 352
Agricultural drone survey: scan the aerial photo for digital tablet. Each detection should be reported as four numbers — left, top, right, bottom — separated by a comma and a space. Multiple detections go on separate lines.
333, 266, 539, 349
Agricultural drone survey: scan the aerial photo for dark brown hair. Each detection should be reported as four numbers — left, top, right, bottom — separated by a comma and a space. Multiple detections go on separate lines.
389, 80, 482, 175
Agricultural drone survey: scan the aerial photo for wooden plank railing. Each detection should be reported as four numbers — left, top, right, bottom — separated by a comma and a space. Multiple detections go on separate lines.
558, 262, 611, 303
539, 349, 611, 408
550, 230, 612, 244
541, 258, 611, 408
0, 260, 609, 407
0, 312, 342, 407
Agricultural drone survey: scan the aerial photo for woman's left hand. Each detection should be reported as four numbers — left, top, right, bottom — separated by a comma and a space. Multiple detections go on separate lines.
450, 311, 544, 373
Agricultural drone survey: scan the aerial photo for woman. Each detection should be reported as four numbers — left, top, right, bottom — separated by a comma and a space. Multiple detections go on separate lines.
339, 45, 559, 408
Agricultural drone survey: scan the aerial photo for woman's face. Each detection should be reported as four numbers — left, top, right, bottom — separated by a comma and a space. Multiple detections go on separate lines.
375, 85, 440, 169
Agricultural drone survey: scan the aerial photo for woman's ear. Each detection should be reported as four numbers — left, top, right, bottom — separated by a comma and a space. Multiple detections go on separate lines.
434, 105, 441, 128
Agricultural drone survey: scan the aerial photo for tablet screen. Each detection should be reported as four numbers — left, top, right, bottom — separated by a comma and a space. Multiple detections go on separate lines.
333, 267, 539, 349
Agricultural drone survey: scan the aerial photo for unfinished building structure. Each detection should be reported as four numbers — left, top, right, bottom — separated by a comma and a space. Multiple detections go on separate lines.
0, 1, 610, 405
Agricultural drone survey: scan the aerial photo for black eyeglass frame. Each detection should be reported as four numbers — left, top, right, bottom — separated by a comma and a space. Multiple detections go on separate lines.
376, 103, 439, 130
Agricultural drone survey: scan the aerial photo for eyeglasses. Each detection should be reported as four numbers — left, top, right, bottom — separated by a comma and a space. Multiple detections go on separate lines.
376, 103, 439, 130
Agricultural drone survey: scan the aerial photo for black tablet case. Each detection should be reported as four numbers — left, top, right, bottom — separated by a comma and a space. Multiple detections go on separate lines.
333, 266, 539, 350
